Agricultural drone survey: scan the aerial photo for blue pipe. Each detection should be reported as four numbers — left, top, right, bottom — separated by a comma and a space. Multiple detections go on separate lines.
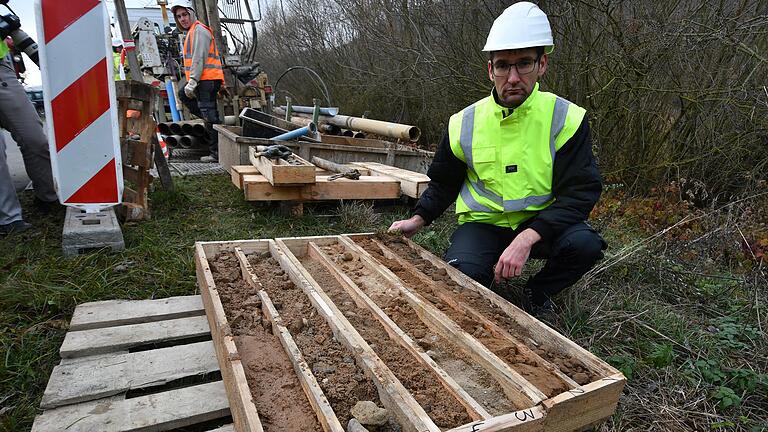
279, 105, 338, 116
166, 80, 181, 122
270, 123, 318, 141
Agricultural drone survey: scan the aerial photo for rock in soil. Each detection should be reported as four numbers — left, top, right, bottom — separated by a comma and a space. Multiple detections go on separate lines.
351, 401, 389, 427
348, 418, 370, 432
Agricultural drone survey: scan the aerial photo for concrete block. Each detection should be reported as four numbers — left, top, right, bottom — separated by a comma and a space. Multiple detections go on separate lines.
62, 207, 125, 257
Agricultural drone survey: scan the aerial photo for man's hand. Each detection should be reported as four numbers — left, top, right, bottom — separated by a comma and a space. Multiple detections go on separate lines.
494, 228, 541, 283
184, 79, 198, 98
388, 215, 426, 238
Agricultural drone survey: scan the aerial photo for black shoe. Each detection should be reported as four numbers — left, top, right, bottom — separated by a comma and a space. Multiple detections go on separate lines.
33, 197, 64, 214
531, 299, 559, 325
0, 220, 33, 235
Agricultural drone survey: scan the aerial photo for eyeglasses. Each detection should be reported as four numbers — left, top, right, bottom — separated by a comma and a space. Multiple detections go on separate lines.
491, 56, 541, 78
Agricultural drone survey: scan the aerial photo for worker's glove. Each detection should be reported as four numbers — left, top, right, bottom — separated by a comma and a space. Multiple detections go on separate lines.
184, 79, 198, 98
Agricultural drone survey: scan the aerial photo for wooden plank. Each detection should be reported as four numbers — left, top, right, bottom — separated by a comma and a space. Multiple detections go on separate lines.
195, 243, 265, 432
121, 138, 153, 168
60, 315, 211, 358
208, 425, 236, 432
249, 146, 316, 185
307, 242, 491, 421
243, 175, 400, 201
271, 239, 440, 432
445, 406, 546, 432
402, 238, 621, 378
337, 236, 546, 409
41, 340, 219, 409
542, 374, 626, 432
260, 292, 345, 432
123, 165, 153, 188
235, 246, 344, 432
351, 162, 430, 198
370, 239, 579, 391
69, 295, 204, 331
31, 381, 230, 432
231, 165, 260, 189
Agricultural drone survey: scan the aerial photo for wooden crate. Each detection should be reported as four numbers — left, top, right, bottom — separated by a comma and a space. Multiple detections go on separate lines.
248, 145, 316, 185
215, 125, 433, 174
195, 235, 625, 432
31, 296, 235, 432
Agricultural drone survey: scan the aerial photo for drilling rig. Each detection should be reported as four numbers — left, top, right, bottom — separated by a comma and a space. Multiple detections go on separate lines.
122, 0, 271, 121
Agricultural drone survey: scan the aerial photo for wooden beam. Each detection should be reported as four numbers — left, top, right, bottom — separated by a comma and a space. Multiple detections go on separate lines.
69, 296, 204, 331
32, 381, 230, 432
308, 242, 491, 421
542, 373, 626, 432
60, 315, 210, 358
195, 243, 265, 432
230, 165, 260, 189
444, 406, 546, 432
234, 246, 345, 432
249, 146, 316, 185
402, 237, 621, 378
243, 175, 401, 201
271, 239, 440, 432
41, 341, 219, 409
369, 238, 579, 391
336, 236, 546, 409
351, 162, 430, 198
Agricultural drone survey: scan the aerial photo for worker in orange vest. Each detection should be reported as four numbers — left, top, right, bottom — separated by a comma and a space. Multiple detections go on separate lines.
171, 0, 224, 163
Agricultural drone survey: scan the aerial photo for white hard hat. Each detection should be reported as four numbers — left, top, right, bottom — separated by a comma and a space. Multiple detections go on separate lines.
170, 0, 194, 14
483, 2, 554, 54
112, 37, 123, 48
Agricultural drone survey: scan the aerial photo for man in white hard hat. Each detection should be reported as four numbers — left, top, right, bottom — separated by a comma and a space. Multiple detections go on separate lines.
171, 0, 225, 162
111, 38, 125, 81
390, 2, 605, 320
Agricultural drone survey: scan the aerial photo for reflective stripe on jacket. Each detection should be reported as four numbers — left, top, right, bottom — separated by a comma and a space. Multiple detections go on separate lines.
183, 21, 224, 82
0, 40, 8, 60
448, 83, 586, 228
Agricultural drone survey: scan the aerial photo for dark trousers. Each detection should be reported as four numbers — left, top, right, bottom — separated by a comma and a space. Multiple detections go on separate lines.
444, 221, 607, 306
177, 79, 222, 157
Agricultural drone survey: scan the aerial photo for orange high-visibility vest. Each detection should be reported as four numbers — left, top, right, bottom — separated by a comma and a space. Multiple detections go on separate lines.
183, 21, 224, 82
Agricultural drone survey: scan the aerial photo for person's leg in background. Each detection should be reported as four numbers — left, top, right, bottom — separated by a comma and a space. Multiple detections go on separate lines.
196, 80, 222, 161
0, 59, 57, 208
0, 132, 30, 234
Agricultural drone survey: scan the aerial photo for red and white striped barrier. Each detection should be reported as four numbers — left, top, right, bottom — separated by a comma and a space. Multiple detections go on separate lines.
35, 0, 122, 212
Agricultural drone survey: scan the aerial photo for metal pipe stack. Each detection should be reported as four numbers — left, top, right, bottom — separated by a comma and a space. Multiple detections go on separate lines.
157, 120, 212, 152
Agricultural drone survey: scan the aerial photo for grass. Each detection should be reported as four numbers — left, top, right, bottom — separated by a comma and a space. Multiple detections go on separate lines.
1, 174, 766, 431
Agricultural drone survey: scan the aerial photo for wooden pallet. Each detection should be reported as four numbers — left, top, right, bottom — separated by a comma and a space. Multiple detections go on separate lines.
195, 235, 625, 432
31, 296, 235, 432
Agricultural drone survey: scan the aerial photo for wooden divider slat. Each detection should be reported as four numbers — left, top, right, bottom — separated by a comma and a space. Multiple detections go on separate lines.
195, 244, 265, 432
234, 248, 345, 432
271, 239, 440, 432
369, 238, 580, 390
336, 236, 546, 409
401, 237, 620, 378
307, 242, 491, 421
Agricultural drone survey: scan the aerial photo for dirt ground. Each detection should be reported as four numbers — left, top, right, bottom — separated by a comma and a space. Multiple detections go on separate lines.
319, 243, 518, 415
209, 251, 323, 432
300, 253, 474, 427
246, 253, 401, 430
374, 235, 597, 386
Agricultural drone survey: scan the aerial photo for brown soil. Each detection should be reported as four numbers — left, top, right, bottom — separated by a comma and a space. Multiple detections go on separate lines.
209, 252, 323, 432
246, 253, 397, 430
356, 238, 575, 396
320, 243, 518, 415
374, 235, 597, 386
300, 255, 473, 428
